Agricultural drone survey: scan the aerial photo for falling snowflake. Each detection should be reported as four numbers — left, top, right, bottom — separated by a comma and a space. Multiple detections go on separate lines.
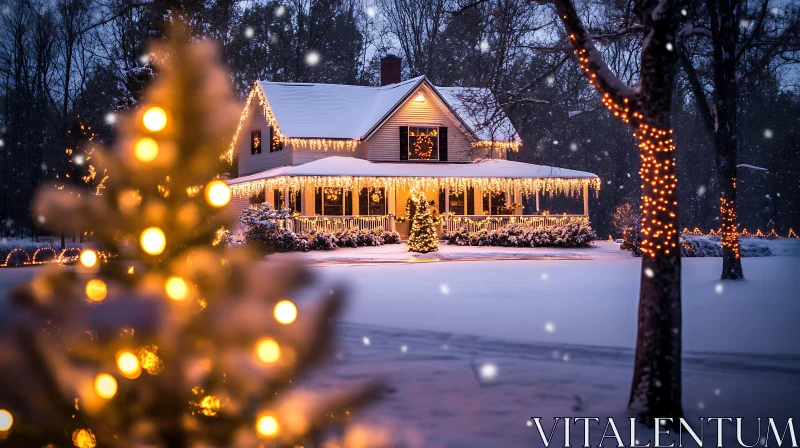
244, 27, 255, 38
553, 140, 559, 145
479, 39, 490, 53
478, 362, 498, 381
714, 283, 724, 294
540, 273, 549, 281
400, 345, 408, 353
544, 322, 556, 333
526, 420, 533, 427
0, 139, 4, 147
570, 142, 578, 151
439, 283, 451, 295
37, 215, 46, 224
763, 128, 773, 138
335, 351, 344, 360
546, 76, 555, 86
665, 42, 674, 51
40, 163, 47, 171
139, 54, 151, 65
104, 112, 117, 125
739, 20, 750, 29
586, 138, 591, 143
771, 7, 782, 16
714, 388, 721, 396
441, 344, 449, 351
627, 173, 631, 177
74, 155, 85, 166
680, 8, 687, 16
644, 268, 655, 278
366, 6, 376, 17
269, 34, 278, 44
362, 336, 371, 346
275, 5, 286, 17
697, 185, 707, 197
697, 401, 705, 410
562, 354, 570, 362
305, 51, 320, 66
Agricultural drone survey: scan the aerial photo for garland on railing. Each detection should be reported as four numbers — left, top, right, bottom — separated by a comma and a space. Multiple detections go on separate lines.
0, 247, 110, 268
445, 214, 588, 229
680, 227, 798, 239
229, 175, 600, 200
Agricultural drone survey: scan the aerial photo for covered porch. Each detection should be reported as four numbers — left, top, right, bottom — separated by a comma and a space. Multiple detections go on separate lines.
226, 156, 599, 237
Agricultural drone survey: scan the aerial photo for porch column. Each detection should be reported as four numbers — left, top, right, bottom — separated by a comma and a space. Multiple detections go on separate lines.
387, 185, 396, 231
583, 183, 589, 216
444, 186, 450, 231
535, 191, 540, 212
283, 188, 290, 210
352, 187, 360, 216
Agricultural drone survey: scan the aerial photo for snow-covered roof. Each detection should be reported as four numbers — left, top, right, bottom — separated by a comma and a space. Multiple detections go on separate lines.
228, 156, 597, 186
255, 76, 518, 142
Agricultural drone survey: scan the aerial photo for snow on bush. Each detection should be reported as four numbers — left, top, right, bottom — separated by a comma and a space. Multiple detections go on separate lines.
444, 221, 597, 248
239, 205, 401, 253
680, 235, 772, 257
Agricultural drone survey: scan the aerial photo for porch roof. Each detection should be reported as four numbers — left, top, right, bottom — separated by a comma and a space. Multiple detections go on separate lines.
228, 156, 598, 186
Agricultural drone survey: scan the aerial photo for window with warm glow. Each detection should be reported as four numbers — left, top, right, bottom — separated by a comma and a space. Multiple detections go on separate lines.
251, 130, 262, 155
322, 188, 344, 215
449, 190, 466, 215
408, 127, 439, 160
359, 188, 387, 215
483, 191, 509, 215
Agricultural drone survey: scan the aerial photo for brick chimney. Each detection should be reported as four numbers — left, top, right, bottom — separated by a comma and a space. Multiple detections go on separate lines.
380, 54, 402, 86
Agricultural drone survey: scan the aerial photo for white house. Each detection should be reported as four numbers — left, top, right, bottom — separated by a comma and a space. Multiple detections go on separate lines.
223, 55, 599, 237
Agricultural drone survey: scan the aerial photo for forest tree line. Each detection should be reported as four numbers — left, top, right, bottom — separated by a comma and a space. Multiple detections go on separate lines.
0, 0, 798, 238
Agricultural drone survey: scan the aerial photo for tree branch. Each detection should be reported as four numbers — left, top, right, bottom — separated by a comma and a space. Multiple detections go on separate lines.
679, 44, 714, 134
735, 0, 770, 61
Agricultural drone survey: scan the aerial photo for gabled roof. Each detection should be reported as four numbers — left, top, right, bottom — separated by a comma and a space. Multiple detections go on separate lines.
253, 76, 518, 142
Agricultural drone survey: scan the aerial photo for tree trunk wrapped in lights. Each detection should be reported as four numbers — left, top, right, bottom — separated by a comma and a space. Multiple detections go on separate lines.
538, 0, 686, 424
0, 23, 383, 448
407, 190, 439, 253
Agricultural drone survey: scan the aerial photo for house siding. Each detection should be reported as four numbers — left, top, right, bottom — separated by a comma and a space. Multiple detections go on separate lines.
291, 141, 369, 165
367, 85, 473, 162
237, 100, 292, 177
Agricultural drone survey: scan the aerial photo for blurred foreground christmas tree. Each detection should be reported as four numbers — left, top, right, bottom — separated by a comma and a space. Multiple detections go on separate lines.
407, 191, 439, 254
0, 23, 382, 448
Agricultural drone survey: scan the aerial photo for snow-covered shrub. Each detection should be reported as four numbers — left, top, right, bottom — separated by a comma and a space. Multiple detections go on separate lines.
680, 235, 773, 257
239, 202, 292, 227
308, 230, 337, 251
612, 202, 642, 256
444, 221, 596, 248
380, 229, 401, 244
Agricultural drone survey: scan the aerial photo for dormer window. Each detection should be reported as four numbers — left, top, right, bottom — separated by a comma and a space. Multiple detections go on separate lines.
251, 130, 262, 155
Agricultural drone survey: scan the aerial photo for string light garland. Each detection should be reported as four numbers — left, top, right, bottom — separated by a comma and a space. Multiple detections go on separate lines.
223, 83, 358, 163
719, 196, 740, 259
635, 123, 678, 257
471, 140, 522, 158
229, 175, 600, 200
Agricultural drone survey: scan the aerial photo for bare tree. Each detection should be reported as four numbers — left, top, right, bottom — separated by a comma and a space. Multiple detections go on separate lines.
679, 0, 800, 280
537, 0, 687, 423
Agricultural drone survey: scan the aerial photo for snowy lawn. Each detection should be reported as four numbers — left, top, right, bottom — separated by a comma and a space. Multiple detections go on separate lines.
311, 246, 800, 356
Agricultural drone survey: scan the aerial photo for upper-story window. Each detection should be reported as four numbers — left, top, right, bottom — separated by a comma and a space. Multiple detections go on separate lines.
400, 126, 448, 161
251, 130, 262, 155
408, 127, 439, 160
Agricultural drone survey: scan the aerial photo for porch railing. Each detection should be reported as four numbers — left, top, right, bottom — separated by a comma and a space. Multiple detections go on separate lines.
284, 215, 394, 234
444, 214, 587, 233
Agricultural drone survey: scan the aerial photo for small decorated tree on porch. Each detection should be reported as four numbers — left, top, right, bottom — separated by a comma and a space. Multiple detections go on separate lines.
407, 190, 439, 253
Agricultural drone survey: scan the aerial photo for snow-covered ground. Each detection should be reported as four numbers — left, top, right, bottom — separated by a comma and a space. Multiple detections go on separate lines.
306, 242, 800, 355
2, 243, 799, 447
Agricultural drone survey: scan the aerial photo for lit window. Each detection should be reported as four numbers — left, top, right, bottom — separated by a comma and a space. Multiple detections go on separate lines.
359, 188, 386, 215
251, 131, 262, 155
408, 127, 439, 160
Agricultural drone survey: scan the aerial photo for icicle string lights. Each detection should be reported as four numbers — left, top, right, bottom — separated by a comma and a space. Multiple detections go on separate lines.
229, 175, 600, 199
636, 123, 679, 257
